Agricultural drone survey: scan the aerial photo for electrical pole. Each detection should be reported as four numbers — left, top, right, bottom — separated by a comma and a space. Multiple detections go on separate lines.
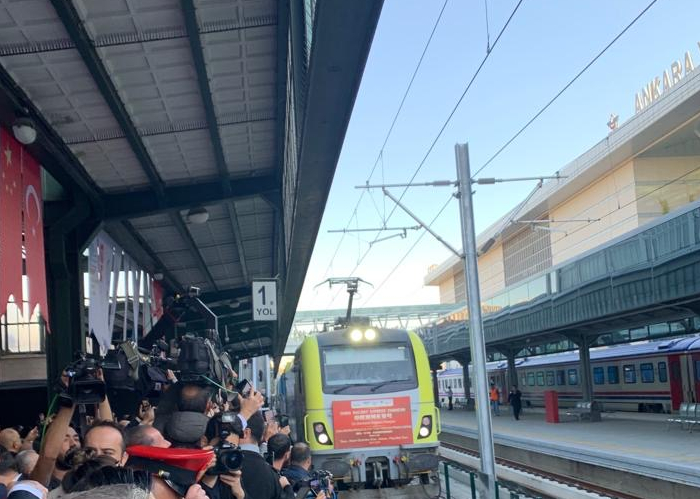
455, 142, 497, 497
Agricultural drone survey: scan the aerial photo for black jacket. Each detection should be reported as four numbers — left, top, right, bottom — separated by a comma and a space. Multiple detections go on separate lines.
240, 450, 284, 499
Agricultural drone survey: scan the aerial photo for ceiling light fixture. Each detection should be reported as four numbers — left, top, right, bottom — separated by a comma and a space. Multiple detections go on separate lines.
240, 326, 250, 333
187, 206, 209, 224
12, 116, 37, 145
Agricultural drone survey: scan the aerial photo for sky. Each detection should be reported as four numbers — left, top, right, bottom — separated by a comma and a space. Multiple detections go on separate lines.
296, 0, 700, 311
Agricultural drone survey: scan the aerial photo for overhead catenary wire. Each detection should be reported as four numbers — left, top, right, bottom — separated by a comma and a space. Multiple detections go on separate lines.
471, 0, 660, 179
360, 194, 455, 306
318, 0, 451, 284
325, 0, 526, 308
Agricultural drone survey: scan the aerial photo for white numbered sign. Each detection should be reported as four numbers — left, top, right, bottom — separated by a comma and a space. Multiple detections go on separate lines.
252, 280, 277, 321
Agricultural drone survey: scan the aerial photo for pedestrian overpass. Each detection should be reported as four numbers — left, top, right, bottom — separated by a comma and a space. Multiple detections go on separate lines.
284, 303, 458, 355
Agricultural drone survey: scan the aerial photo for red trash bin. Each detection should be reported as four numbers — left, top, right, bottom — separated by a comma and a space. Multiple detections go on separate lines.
544, 390, 559, 423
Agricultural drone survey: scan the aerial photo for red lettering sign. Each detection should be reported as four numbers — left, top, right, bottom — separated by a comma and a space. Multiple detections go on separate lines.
332, 397, 413, 449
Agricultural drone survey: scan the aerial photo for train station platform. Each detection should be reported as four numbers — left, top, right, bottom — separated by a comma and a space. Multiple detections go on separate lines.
439, 407, 700, 487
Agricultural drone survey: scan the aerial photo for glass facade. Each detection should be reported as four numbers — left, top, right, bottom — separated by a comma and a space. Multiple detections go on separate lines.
0, 277, 44, 354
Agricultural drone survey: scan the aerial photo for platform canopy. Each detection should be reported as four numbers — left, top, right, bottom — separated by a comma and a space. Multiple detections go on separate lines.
0, 0, 384, 361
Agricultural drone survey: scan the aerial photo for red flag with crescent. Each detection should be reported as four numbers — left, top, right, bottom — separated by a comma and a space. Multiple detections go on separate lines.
152, 280, 164, 320
23, 150, 49, 330
0, 128, 24, 317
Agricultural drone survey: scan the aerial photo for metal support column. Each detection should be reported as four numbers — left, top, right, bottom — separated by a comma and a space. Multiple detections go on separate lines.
265, 354, 272, 401
457, 354, 473, 410
579, 335, 593, 403
506, 351, 518, 389
455, 143, 496, 497
430, 361, 441, 407
45, 204, 97, 390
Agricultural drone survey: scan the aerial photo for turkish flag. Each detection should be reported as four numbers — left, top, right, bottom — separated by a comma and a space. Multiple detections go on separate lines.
23, 150, 49, 330
152, 280, 164, 320
0, 128, 24, 317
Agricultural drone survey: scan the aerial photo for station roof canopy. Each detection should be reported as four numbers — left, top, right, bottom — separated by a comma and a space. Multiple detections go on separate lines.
0, 0, 384, 360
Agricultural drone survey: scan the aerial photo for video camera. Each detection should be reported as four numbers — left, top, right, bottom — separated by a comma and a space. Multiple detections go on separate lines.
60, 353, 120, 405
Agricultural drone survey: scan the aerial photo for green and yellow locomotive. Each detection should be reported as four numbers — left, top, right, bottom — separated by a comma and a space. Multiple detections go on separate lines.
282, 326, 440, 489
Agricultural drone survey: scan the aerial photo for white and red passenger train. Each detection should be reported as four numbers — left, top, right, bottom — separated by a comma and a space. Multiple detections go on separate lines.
437, 336, 700, 413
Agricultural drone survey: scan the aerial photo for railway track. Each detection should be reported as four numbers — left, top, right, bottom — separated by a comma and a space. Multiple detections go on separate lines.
440, 440, 641, 499
439, 430, 699, 499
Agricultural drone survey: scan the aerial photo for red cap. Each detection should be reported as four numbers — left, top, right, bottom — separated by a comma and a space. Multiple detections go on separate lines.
127, 445, 214, 474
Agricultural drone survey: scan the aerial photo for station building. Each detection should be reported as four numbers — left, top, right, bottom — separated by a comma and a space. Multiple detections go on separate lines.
425, 45, 700, 350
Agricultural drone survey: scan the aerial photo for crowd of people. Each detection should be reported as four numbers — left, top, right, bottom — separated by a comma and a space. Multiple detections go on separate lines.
0, 368, 333, 499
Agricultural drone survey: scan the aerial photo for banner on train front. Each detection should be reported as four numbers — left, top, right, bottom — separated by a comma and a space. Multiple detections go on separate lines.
332, 396, 413, 449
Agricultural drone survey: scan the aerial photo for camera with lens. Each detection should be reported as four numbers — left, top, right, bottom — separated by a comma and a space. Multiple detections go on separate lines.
206, 440, 244, 475
302, 470, 333, 494
61, 355, 106, 405
206, 412, 244, 475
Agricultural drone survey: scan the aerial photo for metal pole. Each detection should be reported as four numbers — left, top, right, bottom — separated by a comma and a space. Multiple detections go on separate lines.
265, 354, 272, 401
455, 143, 497, 497
382, 188, 463, 258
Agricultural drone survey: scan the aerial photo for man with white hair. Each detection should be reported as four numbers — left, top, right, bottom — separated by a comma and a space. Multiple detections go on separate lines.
15, 451, 39, 476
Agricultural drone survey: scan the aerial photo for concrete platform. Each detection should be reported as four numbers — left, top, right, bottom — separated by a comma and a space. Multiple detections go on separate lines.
439, 406, 700, 486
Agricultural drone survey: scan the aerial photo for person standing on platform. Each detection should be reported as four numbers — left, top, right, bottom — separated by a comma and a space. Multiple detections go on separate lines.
508, 386, 522, 420
489, 383, 500, 416
447, 387, 454, 411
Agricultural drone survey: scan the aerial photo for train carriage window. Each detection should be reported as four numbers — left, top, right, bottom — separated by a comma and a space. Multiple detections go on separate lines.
546, 371, 555, 386
657, 362, 667, 383
640, 363, 654, 383
623, 364, 636, 384
608, 366, 619, 384
521, 375, 527, 387
556, 370, 565, 385
458, 379, 463, 389
527, 372, 535, 386
536, 372, 545, 386
567, 369, 579, 385
593, 367, 604, 385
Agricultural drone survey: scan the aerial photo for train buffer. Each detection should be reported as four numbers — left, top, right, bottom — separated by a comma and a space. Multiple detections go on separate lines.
564, 401, 602, 422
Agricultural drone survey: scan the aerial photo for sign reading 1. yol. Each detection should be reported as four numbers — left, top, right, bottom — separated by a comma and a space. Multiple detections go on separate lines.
252, 280, 277, 321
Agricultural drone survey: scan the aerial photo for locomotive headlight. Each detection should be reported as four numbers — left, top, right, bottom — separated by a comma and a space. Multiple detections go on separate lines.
350, 329, 363, 342
313, 422, 333, 445
364, 328, 377, 340
418, 415, 433, 439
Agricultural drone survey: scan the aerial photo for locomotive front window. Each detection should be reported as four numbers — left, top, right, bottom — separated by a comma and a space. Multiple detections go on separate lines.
321, 343, 417, 394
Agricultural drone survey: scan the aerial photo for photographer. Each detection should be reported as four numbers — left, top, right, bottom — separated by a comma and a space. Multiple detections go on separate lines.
239, 412, 289, 499
281, 444, 332, 499
281, 444, 312, 486
30, 403, 77, 489
266, 434, 291, 473
31, 365, 114, 489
